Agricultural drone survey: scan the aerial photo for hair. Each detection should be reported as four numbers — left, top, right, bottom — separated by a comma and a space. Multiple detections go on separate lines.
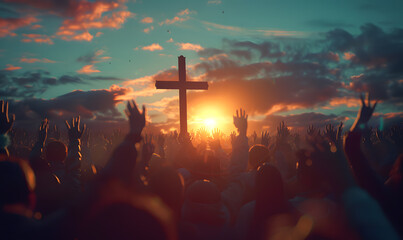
149, 167, 184, 218
251, 164, 287, 240
79, 180, 176, 240
248, 144, 271, 170
0, 160, 35, 207
186, 179, 221, 204
45, 141, 67, 163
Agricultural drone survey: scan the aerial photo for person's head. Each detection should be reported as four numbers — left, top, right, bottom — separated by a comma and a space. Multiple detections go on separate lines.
149, 167, 184, 217
80, 181, 176, 240
45, 141, 67, 164
295, 149, 322, 191
186, 179, 221, 205
0, 160, 35, 209
192, 150, 220, 178
255, 163, 285, 214
248, 144, 271, 170
386, 153, 403, 193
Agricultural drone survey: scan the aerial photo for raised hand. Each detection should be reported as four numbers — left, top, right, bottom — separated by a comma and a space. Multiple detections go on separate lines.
324, 124, 337, 143
261, 131, 270, 147
157, 133, 165, 148
212, 128, 222, 140
38, 118, 49, 144
124, 99, 146, 135
233, 108, 248, 136
0, 100, 15, 134
277, 121, 290, 142
65, 116, 86, 140
142, 134, 155, 161
351, 93, 378, 132
336, 122, 344, 142
230, 131, 236, 146
252, 131, 257, 143
197, 127, 209, 141
307, 124, 318, 136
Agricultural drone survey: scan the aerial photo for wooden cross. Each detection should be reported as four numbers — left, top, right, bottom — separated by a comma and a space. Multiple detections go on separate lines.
155, 55, 208, 135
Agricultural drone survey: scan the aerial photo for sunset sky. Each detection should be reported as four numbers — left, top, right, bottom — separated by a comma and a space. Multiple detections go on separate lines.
1, 0, 402, 134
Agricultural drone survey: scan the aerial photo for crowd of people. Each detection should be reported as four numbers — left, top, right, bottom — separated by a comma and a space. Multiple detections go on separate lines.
0, 95, 402, 240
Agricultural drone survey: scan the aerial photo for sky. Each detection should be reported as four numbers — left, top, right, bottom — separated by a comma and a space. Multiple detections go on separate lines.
0, 0, 402, 135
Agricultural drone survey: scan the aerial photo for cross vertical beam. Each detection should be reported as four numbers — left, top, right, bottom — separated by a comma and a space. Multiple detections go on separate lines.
178, 56, 187, 135
155, 55, 208, 136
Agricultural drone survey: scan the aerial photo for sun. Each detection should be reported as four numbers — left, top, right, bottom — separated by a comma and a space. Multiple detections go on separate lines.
204, 118, 217, 131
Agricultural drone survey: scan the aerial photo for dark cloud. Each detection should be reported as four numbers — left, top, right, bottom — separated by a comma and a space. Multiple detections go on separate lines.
88, 76, 125, 81
144, 24, 403, 133
306, 19, 354, 29
325, 23, 403, 103
8, 86, 131, 123
77, 51, 98, 64
197, 48, 225, 58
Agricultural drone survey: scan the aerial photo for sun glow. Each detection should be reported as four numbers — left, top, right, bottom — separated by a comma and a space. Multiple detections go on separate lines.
188, 105, 234, 135
203, 118, 217, 131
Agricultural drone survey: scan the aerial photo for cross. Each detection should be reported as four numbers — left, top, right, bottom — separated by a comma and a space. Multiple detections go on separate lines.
155, 55, 208, 136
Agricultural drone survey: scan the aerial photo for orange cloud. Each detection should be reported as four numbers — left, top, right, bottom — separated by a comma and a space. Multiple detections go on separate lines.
176, 42, 204, 51
141, 17, 153, 23
21, 33, 54, 44
159, 16, 189, 26
166, 38, 174, 43
95, 32, 103, 37
143, 26, 154, 33
329, 97, 361, 107
343, 52, 355, 60
56, 1, 133, 41
20, 57, 56, 63
77, 64, 100, 74
208, 0, 222, 4
4, 64, 21, 71
31, 24, 42, 29
142, 43, 163, 51
0, 16, 38, 37
177, 9, 190, 16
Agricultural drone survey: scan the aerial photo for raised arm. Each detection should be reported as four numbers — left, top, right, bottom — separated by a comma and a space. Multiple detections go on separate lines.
29, 119, 49, 170
104, 100, 146, 185
64, 116, 85, 192
229, 108, 249, 175
0, 100, 15, 157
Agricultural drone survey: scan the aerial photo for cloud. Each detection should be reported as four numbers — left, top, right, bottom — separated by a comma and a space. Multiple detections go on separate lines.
325, 23, 403, 102
141, 17, 153, 24
4, 64, 21, 71
0, 16, 38, 37
166, 38, 174, 43
207, 0, 222, 5
177, 9, 190, 16
143, 26, 154, 33
76, 49, 110, 73
20, 57, 56, 63
21, 33, 54, 44
142, 43, 163, 51
8, 85, 133, 123
30, 24, 42, 29
77, 49, 109, 64
10, 0, 134, 42
306, 19, 354, 29
176, 42, 204, 51
0, 70, 128, 101
159, 9, 192, 26
121, 24, 403, 131
77, 64, 100, 74
201, 21, 306, 37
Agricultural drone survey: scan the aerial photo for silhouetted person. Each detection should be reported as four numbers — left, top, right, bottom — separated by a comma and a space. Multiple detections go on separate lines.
0, 160, 56, 239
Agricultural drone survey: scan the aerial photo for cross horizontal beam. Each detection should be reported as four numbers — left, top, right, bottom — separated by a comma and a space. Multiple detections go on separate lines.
155, 81, 208, 90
